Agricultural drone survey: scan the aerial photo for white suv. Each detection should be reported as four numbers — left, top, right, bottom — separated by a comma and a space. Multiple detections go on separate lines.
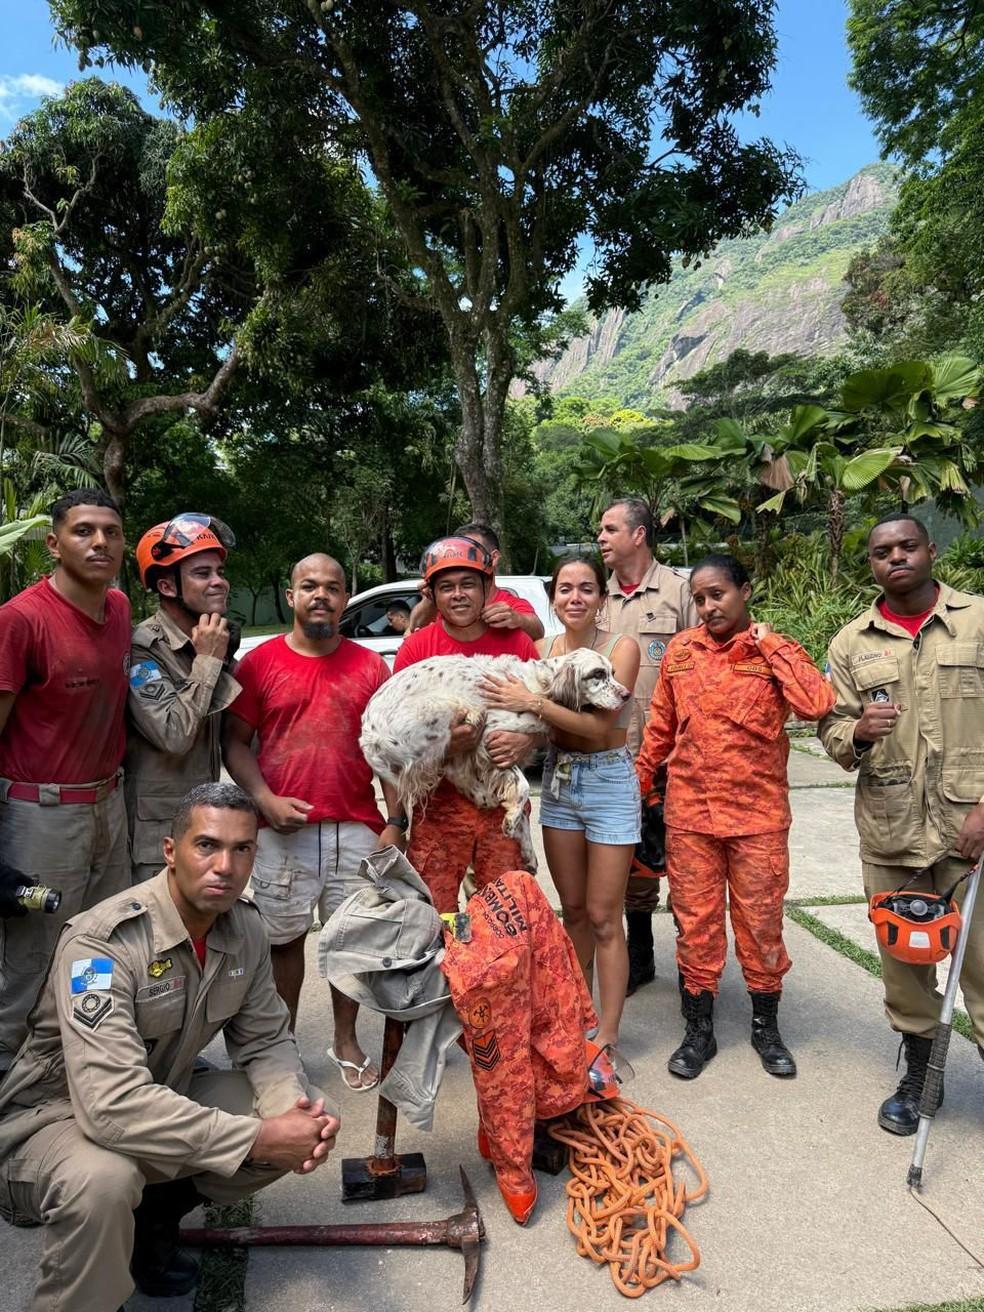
238, 576, 560, 667
337, 576, 560, 667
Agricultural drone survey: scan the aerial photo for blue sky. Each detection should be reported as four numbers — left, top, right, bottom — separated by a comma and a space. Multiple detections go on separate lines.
2, 0, 880, 298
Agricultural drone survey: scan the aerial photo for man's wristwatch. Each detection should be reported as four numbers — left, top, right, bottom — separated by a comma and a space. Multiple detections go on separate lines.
385, 816, 410, 832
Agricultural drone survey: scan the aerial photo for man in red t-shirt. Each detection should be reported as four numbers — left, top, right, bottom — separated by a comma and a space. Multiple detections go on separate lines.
395, 535, 539, 912
407, 522, 544, 641
223, 553, 406, 1091
0, 488, 131, 1062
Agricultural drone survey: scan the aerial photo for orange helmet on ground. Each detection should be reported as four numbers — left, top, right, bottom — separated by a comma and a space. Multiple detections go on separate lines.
420, 535, 494, 584
136, 514, 234, 589
868, 889, 962, 966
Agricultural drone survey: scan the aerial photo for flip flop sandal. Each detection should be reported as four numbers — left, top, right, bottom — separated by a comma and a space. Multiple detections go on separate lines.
325, 1045, 380, 1092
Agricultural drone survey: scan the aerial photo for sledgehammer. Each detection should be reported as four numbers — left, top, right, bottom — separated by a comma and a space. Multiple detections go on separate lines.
181, 1166, 485, 1304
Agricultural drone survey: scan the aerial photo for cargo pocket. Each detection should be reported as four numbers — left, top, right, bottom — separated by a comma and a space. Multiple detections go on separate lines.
857, 768, 921, 853
850, 656, 902, 702
135, 995, 186, 1039
721, 677, 782, 741
133, 796, 178, 866
941, 748, 984, 804
937, 644, 984, 699
206, 976, 249, 1024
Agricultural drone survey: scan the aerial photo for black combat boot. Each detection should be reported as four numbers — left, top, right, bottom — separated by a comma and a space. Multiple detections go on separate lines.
878, 1033, 943, 1135
749, 991, 797, 1077
667, 989, 717, 1078
625, 912, 656, 996
130, 1179, 203, 1298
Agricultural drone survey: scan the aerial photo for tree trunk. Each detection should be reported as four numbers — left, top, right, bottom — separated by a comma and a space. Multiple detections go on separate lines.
270, 574, 286, 623
101, 428, 128, 507
450, 332, 511, 560
381, 508, 397, 582
828, 489, 846, 583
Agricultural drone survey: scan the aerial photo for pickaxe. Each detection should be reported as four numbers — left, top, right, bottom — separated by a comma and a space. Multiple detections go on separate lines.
181, 1165, 485, 1304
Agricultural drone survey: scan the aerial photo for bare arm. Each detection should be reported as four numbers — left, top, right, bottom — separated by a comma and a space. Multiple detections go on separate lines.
222, 713, 312, 832
482, 636, 640, 746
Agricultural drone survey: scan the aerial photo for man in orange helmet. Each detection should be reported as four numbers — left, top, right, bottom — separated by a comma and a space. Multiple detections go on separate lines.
127, 514, 242, 882
0, 489, 131, 1065
395, 536, 539, 913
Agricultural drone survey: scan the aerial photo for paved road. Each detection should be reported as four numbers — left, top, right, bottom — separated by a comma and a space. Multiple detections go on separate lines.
4, 739, 983, 1312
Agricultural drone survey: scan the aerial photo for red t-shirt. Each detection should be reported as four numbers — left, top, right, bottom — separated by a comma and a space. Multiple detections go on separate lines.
229, 636, 389, 830
0, 577, 131, 784
877, 590, 938, 638
489, 585, 535, 616
394, 622, 539, 671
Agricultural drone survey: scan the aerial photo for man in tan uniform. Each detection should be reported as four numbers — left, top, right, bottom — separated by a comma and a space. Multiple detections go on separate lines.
0, 782, 339, 1312
820, 513, 984, 1135
127, 514, 241, 881
598, 498, 698, 993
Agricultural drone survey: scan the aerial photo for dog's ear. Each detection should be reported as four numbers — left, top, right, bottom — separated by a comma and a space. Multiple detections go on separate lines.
549, 659, 583, 710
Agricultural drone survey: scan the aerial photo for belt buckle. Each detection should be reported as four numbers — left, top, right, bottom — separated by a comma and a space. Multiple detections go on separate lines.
38, 784, 61, 806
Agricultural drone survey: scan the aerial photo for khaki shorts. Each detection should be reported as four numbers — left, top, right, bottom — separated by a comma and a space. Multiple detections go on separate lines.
251, 821, 378, 944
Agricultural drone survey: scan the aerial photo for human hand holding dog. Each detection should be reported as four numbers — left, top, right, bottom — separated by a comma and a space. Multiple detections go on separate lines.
446, 709, 483, 757
486, 729, 534, 768
480, 673, 538, 714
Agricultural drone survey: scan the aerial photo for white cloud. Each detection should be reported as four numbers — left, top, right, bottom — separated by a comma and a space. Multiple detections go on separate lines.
0, 74, 64, 121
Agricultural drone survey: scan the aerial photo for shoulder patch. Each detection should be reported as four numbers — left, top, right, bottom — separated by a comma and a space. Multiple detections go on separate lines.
129, 660, 163, 690
70, 958, 114, 993
72, 992, 114, 1031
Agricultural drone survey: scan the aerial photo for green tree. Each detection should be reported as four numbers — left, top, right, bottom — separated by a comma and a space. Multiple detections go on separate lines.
54, 0, 801, 545
848, 2, 984, 359
0, 79, 435, 504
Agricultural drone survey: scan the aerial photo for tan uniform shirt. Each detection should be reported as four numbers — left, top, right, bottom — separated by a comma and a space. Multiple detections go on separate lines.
601, 558, 698, 756
0, 871, 314, 1176
819, 583, 984, 867
125, 609, 240, 868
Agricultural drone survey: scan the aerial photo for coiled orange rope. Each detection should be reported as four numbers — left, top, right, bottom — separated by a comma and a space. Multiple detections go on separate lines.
548, 1097, 707, 1298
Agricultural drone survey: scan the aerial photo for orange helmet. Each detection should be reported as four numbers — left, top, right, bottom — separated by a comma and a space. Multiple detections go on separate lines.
868, 889, 962, 966
136, 513, 234, 589
420, 535, 494, 584
583, 1037, 634, 1104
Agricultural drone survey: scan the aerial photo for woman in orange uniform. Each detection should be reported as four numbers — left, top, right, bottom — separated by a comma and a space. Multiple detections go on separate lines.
636, 554, 835, 1080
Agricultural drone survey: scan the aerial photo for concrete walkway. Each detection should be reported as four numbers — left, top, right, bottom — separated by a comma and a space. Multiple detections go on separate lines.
4, 739, 983, 1312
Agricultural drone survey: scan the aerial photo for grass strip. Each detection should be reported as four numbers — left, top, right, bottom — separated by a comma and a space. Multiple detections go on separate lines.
193, 1195, 253, 1312
786, 894, 867, 907
786, 905, 974, 1043
870, 1301, 984, 1312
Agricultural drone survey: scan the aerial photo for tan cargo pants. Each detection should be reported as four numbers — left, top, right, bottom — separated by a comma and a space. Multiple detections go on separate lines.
0, 788, 130, 1060
0, 1070, 291, 1312
863, 855, 984, 1047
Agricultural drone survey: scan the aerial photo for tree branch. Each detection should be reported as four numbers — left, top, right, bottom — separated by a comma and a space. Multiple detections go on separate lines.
122, 342, 240, 428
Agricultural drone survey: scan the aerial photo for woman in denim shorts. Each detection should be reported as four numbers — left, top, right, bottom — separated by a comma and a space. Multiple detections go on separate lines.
483, 557, 641, 1050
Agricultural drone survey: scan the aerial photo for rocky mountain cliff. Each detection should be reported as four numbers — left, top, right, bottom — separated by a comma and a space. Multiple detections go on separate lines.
529, 164, 896, 407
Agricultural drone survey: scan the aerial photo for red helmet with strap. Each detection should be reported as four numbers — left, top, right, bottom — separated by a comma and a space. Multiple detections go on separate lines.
868, 889, 962, 965
420, 535, 494, 584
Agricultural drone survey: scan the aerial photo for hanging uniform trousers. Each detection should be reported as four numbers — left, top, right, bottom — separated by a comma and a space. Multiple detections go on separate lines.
636, 627, 836, 995
442, 871, 597, 1204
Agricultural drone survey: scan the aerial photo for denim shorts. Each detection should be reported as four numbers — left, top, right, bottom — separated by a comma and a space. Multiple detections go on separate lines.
539, 746, 641, 846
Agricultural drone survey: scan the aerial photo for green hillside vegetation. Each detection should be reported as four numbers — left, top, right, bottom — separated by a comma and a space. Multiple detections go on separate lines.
549, 164, 897, 408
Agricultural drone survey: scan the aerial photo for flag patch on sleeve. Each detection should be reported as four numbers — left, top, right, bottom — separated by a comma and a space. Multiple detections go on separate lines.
70, 958, 114, 993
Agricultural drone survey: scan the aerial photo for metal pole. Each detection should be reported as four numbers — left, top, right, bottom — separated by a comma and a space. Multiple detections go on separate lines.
907, 852, 982, 1189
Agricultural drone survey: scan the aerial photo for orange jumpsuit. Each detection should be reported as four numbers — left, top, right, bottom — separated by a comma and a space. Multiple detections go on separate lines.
442, 872, 597, 1203
407, 781, 526, 913
636, 627, 835, 996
